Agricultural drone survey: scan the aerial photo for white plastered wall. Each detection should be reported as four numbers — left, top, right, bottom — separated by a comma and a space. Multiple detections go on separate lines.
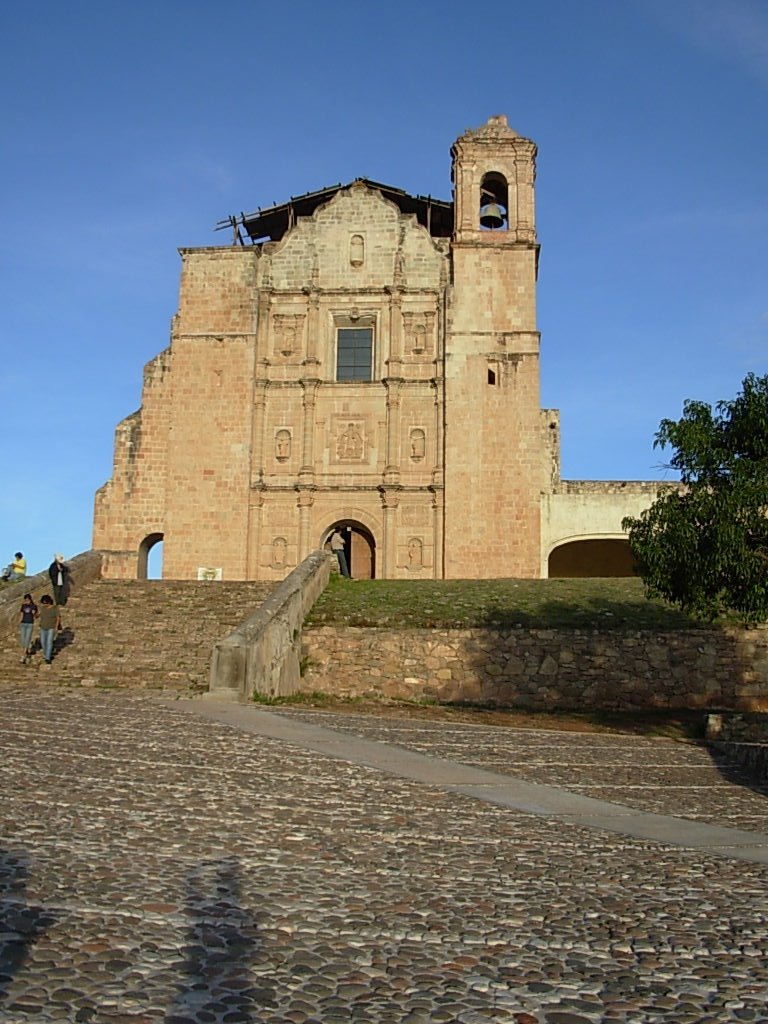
540, 489, 660, 577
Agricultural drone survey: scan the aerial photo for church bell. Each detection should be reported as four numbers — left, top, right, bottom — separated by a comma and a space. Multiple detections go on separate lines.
479, 203, 506, 229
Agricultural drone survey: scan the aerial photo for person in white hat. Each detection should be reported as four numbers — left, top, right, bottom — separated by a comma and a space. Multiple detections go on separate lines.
328, 529, 351, 578
48, 554, 72, 606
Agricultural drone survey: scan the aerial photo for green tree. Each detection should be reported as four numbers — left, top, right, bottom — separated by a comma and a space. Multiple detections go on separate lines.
623, 372, 768, 623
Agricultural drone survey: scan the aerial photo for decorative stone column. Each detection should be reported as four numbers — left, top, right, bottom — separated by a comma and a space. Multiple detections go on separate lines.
296, 486, 315, 560
250, 285, 273, 504
246, 482, 265, 579
430, 486, 443, 579
299, 379, 320, 485
379, 485, 401, 578
246, 378, 270, 579
514, 140, 537, 243
385, 286, 403, 378
383, 377, 402, 485
302, 284, 321, 370
431, 374, 444, 490
251, 379, 269, 485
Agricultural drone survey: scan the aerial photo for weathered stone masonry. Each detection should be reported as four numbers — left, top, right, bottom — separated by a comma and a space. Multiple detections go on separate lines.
94, 116, 665, 582
302, 625, 768, 712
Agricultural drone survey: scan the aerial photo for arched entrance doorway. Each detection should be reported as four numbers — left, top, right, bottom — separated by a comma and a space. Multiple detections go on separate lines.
324, 521, 376, 580
548, 538, 636, 578
138, 533, 164, 580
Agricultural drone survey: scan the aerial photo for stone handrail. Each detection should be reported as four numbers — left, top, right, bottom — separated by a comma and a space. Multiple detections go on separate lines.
208, 550, 333, 702
0, 550, 104, 637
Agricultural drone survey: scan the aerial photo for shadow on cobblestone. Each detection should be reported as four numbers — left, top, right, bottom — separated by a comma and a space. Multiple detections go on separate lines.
0, 848, 58, 1000
165, 858, 275, 1023
53, 626, 76, 658
707, 746, 768, 798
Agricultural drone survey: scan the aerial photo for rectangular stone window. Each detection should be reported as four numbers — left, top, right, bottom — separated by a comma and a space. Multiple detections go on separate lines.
336, 327, 373, 382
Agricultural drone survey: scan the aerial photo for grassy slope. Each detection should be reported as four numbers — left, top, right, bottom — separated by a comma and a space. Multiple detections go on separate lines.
296, 576, 715, 739
305, 575, 713, 631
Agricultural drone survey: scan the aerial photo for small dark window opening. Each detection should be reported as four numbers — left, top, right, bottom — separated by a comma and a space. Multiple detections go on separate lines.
488, 368, 496, 385
337, 327, 373, 382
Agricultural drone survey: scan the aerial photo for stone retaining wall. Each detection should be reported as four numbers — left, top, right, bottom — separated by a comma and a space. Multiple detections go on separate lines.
710, 741, 768, 786
706, 712, 768, 785
706, 711, 768, 744
302, 624, 768, 711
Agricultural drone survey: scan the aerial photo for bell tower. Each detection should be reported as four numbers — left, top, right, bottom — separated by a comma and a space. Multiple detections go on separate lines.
443, 115, 544, 577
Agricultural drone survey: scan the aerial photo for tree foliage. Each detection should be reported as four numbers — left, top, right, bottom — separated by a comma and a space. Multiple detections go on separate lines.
623, 373, 768, 623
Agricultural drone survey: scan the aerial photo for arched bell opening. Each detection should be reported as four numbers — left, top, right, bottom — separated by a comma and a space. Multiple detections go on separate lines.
548, 539, 636, 578
138, 533, 164, 580
479, 171, 509, 231
323, 521, 377, 580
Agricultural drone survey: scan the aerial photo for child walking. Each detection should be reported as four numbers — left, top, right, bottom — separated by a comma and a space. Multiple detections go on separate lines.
18, 593, 38, 664
38, 595, 61, 666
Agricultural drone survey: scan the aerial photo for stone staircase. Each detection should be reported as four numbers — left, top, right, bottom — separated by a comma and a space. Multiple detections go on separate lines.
0, 579, 275, 692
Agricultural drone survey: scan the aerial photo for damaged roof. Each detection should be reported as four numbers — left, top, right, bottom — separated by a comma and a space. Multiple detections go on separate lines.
215, 178, 453, 244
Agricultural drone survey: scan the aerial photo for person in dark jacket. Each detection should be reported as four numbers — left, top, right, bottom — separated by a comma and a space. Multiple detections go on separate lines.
48, 554, 72, 606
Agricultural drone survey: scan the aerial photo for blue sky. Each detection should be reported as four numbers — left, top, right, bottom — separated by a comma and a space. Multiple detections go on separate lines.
2, 0, 766, 576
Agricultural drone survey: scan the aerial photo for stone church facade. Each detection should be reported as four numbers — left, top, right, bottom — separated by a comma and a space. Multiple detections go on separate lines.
93, 115, 661, 581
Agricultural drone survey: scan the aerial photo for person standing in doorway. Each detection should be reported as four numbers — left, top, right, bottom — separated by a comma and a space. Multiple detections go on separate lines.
329, 529, 351, 578
37, 595, 61, 666
48, 554, 72, 606
18, 593, 38, 664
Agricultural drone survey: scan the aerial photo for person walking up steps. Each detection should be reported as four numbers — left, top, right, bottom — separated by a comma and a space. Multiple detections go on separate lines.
18, 593, 37, 664
38, 595, 61, 666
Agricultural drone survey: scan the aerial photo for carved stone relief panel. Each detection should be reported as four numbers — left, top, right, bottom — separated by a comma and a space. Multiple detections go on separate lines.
275, 429, 291, 461
271, 536, 288, 568
402, 311, 435, 355
349, 233, 365, 267
335, 420, 366, 461
407, 537, 423, 570
273, 313, 305, 359
409, 428, 426, 461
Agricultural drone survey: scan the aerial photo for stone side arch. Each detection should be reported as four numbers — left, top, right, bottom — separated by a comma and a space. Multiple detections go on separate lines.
315, 507, 382, 546
137, 533, 164, 580
317, 509, 381, 581
547, 535, 635, 578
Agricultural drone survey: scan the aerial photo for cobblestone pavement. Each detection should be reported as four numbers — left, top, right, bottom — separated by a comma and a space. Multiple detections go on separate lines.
274, 710, 768, 835
2, 687, 768, 1023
